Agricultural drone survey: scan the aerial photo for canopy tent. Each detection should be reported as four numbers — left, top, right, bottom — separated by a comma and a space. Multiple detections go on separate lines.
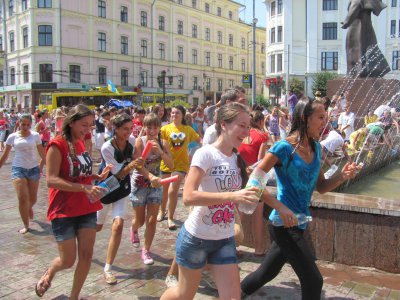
104, 99, 134, 109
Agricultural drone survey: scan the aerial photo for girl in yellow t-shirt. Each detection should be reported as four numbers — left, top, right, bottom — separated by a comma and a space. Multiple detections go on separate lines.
158, 105, 201, 230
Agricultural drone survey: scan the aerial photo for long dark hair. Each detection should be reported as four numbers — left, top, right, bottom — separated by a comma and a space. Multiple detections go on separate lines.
288, 97, 323, 154
62, 104, 94, 142
172, 105, 187, 125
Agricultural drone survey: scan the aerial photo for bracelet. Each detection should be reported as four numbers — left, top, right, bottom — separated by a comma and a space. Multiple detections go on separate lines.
80, 184, 87, 193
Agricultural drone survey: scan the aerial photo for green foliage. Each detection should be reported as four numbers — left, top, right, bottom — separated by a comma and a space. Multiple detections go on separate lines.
256, 95, 271, 109
289, 78, 304, 97
311, 72, 338, 97
167, 99, 191, 108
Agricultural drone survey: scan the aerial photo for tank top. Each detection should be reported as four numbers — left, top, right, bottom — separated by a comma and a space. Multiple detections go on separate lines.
134, 136, 162, 188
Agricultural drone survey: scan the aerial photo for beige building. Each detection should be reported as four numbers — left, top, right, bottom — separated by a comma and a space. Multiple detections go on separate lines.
0, 0, 266, 110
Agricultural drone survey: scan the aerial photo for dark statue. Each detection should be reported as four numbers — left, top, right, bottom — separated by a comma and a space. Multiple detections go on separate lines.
342, 0, 391, 77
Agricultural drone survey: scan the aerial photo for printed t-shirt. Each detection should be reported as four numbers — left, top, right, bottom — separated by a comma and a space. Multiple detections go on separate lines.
6, 131, 41, 168
184, 145, 241, 240
37, 120, 51, 142
268, 140, 321, 229
238, 128, 269, 165
0, 119, 7, 131
132, 119, 143, 138
46, 137, 101, 221
320, 130, 344, 154
160, 123, 199, 173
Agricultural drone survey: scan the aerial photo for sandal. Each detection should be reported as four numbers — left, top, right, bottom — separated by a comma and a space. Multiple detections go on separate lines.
35, 269, 51, 297
168, 219, 177, 231
157, 210, 167, 222
18, 227, 29, 234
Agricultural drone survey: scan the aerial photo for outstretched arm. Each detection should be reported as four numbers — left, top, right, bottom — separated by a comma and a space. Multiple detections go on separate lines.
342, 0, 362, 29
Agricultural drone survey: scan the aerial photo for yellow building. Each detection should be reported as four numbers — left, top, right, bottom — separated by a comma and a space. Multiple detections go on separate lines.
0, 0, 266, 110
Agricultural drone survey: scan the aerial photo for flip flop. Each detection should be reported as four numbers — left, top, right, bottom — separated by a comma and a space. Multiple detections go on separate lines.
157, 210, 167, 222
168, 220, 177, 231
18, 227, 29, 234
35, 269, 51, 297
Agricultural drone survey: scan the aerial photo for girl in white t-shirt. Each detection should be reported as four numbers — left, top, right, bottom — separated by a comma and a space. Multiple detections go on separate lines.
0, 114, 46, 234
160, 103, 259, 300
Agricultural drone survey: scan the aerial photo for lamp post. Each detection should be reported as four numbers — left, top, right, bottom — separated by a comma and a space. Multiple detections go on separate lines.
252, 17, 258, 107
150, 0, 157, 88
157, 70, 173, 105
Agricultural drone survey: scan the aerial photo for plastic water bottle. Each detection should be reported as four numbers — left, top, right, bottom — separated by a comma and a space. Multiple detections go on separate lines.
324, 164, 338, 179
239, 168, 269, 214
271, 213, 313, 227
97, 175, 120, 198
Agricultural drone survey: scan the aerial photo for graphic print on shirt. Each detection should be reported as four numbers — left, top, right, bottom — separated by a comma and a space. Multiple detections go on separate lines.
169, 131, 186, 149
202, 165, 241, 228
68, 152, 92, 178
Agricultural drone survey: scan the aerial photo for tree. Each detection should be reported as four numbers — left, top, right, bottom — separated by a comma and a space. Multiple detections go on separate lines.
289, 78, 304, 98
311, 72, 338, 97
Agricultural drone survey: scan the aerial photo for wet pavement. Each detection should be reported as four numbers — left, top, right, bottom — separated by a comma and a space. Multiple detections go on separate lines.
1, 153, 400, 300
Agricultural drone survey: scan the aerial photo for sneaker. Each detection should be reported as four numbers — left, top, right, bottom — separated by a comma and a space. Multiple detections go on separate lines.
130, 227, 140, 248
202, 271, 217, 290
165, 274, 178, 288
103, 271, 117, 285
141, 248, 154, 265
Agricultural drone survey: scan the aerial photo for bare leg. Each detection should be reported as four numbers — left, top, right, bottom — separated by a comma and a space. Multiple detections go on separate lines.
27, 178, 39, 220
253, 202, 266, 255
70, 228, 96, 300
167, 256, 179, 277
158, 174, 171, 221
132, 206, 146, 232
210, 264, 241, 299
144, 203, 160, 250
106, 217, 124, 265
167, 174, 184, 226
13, 178, 30, 233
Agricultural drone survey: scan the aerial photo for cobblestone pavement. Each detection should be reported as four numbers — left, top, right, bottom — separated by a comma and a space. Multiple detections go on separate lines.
1, 153, 400, 299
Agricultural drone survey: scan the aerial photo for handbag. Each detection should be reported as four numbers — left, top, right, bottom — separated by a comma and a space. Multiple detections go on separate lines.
98, 139, 133, 204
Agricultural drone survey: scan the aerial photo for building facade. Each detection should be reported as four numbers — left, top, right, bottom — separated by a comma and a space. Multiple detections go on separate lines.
264, 0, 400, 101
0, 0, 266, 111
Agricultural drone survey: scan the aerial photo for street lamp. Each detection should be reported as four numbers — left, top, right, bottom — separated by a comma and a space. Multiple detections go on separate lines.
157, 70, 173, 105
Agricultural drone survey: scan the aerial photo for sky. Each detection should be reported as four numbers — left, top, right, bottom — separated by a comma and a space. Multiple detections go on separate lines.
239, 0, 267, 28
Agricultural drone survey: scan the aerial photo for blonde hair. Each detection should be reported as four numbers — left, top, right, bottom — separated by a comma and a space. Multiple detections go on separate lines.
215, 102, 250, 136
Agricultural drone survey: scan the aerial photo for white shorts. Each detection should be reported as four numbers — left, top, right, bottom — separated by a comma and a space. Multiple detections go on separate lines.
96, 196, 129, 225
95, 132, 105, 150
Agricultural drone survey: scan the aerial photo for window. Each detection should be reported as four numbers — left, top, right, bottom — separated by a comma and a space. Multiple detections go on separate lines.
38, 0, 52, 8
140, 71, 148, 87
178, 75, 183, 89
277, 54, 282, 72
10, 67, 15, 85
39, 63, 52, 82
177, 20, 183, 35
261, 43, 265, 53
121, 36, 128, 55
159, 16, 165, 31
277, 26, 282, 42
228, 79, 234, 88
121, 6, 128, 22
9, 32, 15, 52
205, 3, 209, 13
192, 24, 197, 38
192, 0, 196, 8
192, 49, 198, 64
205, 28, 210, 41
277, 0, 282, 14
98, 67, 106, 84
205, 51, 210, 66
217, 31, 222, 43
121, 69, 128, 86
321, 51, 338, 70
178, 46, 183, 62
392, 0, 397, 7
22, 0, 27, 11
141, 11, 147, 27
22, 27, 28, 48
322, 22, 337, 40
270, 1, 276, 16
229, 11, 232, 19
205, 77, 211, 90
229, 56, 233, 70
0, 36, 3, 51
217, 79, 223, 91
323, 0, 338, 10
392, 51, 399, 70
218, 53, 222, 68
159, 43, 165, 60
69, 65, 81, 83
229, 34, 233, 46
241, 59, 245, 72
241, 37, 245, 49
38, 25, 52, 46
270, 54, 275, 73
217, 7, 221, 16
270, 27, 275, 44
141, 40, 147, 57
177, 0, 182, 4
98, 32, 106, 51
193, 76, 198, 89
98, 0, 106, 18
9, 0, 14, 16
390, 20, 396, 36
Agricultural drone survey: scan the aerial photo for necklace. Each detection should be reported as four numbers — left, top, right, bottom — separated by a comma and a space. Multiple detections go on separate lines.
113, 137, 125, 152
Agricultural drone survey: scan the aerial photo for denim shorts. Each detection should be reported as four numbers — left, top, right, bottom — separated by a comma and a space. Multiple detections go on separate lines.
51, 212, 97, 242
176, 224, 237, 270
11, 166, 40, 181
130, 187, 162, 207
0, 130, 5, 142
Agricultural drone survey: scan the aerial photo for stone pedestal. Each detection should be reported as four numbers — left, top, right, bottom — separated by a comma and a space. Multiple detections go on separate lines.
327, 78, 400, 128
